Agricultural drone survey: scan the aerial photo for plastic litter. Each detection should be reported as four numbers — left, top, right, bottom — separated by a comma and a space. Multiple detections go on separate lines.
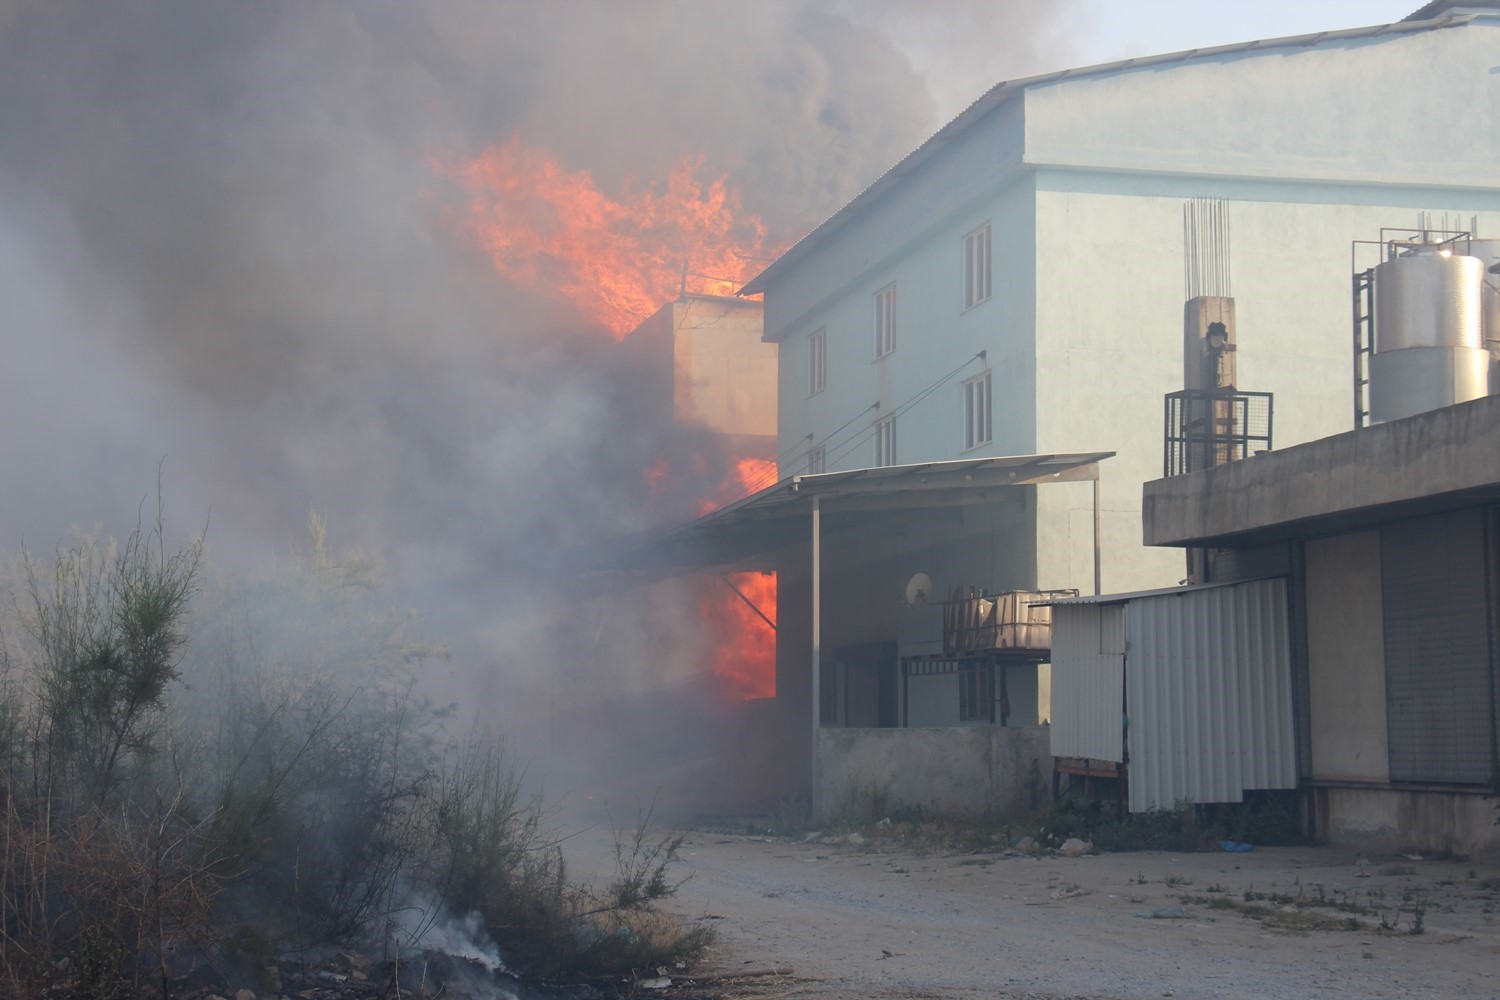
1219, 839, 1254, 853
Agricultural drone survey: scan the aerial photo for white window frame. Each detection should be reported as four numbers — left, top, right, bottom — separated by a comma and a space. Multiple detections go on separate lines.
874, 414, 897, 467
964, 371, 992, 450
807, 444, 826, 475
964, 222, 992, 311
874, 282, 896, 359
808, 327, 826, 396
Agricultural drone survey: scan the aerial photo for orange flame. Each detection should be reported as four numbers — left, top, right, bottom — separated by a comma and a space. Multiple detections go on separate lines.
698, 455, 778, 699
447, 136, 774, 337
702, 571, 776, 700
698, 456, 779, 516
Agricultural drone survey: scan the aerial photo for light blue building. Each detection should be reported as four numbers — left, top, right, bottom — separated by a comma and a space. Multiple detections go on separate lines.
677, 3, 1500, 813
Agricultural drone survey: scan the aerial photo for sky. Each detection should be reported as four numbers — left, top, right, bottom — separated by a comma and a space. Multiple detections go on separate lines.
906, 0, 1428, 120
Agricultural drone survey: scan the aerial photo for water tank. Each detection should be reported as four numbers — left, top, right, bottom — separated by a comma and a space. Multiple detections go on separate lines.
1467, 238, 1500, 393
1369, 246, 1488, 422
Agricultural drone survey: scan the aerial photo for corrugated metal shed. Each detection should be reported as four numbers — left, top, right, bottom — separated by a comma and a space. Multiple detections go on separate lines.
1049, 578, 1298, 812
1050, 604, 1124, 762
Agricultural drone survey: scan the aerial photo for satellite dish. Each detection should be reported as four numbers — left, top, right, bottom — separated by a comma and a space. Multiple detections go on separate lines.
904, 572, 934, 608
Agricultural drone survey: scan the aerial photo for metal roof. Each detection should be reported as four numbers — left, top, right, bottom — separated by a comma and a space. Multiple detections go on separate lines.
739, 11, 1483, 298
1038, 578, 1273, 607
1404, 2, 1500, 21
598, 452, 1113, 574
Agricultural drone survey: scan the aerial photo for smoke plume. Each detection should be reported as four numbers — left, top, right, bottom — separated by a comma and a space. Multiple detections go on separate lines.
0, 0, 1076, 763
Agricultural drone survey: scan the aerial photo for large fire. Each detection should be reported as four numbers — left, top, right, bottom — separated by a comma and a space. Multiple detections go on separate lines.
698, 456, 778, 699
446, 137, 780, 700
701, 570, 776, 700
447, 135, 774, 337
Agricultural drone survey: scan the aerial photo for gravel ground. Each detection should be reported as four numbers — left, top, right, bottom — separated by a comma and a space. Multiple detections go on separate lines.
567, 828, 1500, 1000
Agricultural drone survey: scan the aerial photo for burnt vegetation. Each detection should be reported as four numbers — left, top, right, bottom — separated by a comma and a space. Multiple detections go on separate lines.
0, 505, 708, 999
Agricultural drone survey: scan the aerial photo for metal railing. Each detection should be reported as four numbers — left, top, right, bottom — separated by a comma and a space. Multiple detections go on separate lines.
1163, 389, 1273, 477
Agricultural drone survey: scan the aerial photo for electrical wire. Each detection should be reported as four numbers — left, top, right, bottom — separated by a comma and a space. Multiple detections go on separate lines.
718, 350, 988, 505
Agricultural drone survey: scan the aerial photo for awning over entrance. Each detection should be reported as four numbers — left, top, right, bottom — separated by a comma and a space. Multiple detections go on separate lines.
602, 452, 1114, 577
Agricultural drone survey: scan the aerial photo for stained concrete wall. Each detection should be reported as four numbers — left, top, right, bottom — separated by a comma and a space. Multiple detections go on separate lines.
1305, 530, 1390, 783
1313, 785, 1500, 858
815, 725, 1050, 820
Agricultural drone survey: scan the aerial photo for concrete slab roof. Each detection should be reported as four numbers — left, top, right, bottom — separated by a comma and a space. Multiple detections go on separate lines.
600, 452, 1113, 574
739, 10, 1486, 298
1142, 394, 1500, 549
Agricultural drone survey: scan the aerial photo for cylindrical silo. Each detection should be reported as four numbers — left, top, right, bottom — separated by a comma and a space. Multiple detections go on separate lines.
1466, 238, 1500, 394
1369, 246, 1488, 422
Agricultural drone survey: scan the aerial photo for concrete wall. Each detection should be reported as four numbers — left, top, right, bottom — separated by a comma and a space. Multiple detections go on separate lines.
1033, 176, 1500, 593
1305, 530, 1389, 782
1144, 393, 1500, 546
671, 296, 776, 439
816, 725, 1051, 820
1313, 785, 1500, 857
906, 673, 960, 728
623, 294, 775, 444
1022, 21, 1500, 191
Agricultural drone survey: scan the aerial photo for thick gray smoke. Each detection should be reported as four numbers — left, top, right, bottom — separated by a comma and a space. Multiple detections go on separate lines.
0, 0, 1075, 754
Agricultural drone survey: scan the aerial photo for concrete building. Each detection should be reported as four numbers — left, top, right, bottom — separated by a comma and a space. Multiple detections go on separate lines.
622, 293, 776, 457
742, 4, 1500, 596
723, 4, 1500, 814
1137, 393, 1500, 854
619, 4, 1500, 818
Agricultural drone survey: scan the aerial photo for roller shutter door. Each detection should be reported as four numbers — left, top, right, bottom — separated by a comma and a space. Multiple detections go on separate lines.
1381, 510, 1494, 784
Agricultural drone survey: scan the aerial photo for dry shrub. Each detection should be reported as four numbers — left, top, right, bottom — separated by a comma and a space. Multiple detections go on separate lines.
0, 504, 708, 994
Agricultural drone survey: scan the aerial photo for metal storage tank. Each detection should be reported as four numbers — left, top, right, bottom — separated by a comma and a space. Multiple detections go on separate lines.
1369, 245, 1488, 422
1467, 238, 1500, 393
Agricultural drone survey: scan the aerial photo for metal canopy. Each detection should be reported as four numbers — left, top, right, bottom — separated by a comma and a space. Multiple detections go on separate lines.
599, 452, 1113, 575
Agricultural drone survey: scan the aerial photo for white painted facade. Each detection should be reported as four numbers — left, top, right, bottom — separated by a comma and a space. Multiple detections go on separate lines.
752, 12, 1500, 598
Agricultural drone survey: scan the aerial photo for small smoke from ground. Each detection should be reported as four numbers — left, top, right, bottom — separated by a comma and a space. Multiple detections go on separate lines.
393, 893, 508, 976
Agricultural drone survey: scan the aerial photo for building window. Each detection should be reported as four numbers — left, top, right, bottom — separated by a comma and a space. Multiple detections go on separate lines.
964, 223, 991, 310
808, 327, 826, 396
874, 282, 896, 358
959, 665, 993, 722
964, 371, 992, 450
807, 445, 826, 475
874, 414, 897, 467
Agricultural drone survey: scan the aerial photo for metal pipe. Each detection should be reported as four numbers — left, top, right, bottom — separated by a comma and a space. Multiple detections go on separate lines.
1093, 475, 1102, 596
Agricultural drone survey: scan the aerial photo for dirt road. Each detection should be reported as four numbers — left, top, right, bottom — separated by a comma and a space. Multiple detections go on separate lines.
588, 830, 1500, 999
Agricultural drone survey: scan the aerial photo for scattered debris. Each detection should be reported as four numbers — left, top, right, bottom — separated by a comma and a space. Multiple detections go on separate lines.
1136, 906, 1190, 920
687, 967, 795, 984
1060, 838, 1093, 858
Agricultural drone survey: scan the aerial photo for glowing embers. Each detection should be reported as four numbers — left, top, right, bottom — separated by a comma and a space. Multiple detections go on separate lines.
701, 570, 776, 701
447, 136, 775, 337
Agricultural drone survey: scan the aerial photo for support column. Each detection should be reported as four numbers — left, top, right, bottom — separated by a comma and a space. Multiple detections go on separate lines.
810, 493, 822, 820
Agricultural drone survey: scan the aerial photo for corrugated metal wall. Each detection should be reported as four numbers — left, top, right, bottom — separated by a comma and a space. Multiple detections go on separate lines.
1049, 604, 1125, 762
1125, 578, 1297, 812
